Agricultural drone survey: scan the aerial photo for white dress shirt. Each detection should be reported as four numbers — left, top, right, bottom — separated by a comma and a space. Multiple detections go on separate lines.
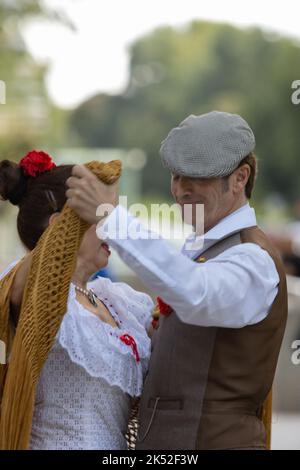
98, 203, 279, 328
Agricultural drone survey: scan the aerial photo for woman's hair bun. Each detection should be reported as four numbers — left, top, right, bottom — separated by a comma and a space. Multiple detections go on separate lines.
0, 160, 27, 206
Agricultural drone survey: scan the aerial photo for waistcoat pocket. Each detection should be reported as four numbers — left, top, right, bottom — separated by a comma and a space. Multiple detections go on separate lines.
137, 396, 184, 443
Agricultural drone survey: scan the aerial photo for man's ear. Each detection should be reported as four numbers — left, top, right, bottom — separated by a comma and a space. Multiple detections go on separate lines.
48, 212, 60, 226
232, 164, 250, 193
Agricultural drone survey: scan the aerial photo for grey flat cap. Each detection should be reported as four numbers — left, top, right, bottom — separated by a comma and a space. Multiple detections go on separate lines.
160, 111, 255, 178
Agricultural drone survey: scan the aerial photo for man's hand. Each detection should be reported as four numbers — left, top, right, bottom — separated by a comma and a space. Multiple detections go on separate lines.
66, 165, 119, 225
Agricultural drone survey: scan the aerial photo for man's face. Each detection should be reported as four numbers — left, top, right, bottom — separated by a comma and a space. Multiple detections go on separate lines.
171, 173, 233, 233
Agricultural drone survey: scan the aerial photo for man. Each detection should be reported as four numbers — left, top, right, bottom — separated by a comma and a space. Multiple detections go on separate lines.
66, 111, 287, 450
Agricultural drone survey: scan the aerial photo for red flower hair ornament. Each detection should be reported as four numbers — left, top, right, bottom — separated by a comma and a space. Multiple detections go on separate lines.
19, 150, 56, 178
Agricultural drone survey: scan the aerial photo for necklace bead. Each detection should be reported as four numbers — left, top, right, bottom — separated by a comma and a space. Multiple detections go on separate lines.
74, 285, 98, 308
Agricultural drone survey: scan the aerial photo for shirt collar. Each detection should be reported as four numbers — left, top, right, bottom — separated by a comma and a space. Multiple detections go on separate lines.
182, 203, 257, 259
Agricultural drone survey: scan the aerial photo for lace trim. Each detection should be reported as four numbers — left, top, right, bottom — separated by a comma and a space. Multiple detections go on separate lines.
56, 282, 152, 396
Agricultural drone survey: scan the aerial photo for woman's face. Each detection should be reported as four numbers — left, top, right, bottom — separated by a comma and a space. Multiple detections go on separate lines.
77, 224, 111, 273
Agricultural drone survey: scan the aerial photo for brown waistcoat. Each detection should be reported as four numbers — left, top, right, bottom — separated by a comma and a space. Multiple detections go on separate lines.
136, 226, 288, 450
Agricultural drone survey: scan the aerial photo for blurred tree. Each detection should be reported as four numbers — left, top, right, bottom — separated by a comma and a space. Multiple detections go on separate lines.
70, 21, 300, 202
0, 0, 70, 160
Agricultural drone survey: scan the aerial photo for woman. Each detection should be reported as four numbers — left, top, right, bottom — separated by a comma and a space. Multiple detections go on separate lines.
0, 151, 153, 450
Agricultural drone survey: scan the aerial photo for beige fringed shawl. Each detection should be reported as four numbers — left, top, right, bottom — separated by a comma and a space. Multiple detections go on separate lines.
0, 160, 121, 450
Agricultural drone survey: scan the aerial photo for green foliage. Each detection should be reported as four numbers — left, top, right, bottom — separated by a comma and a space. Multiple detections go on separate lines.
0, 0, 69, 161
70, 21, 300, 202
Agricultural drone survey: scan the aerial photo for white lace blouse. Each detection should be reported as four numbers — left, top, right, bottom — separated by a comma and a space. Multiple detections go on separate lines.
1, 264, 153, 450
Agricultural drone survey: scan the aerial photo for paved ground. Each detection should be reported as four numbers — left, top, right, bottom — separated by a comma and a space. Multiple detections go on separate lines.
272, 413, 300, 449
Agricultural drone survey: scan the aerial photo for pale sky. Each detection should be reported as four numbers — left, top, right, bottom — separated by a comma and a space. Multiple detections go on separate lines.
23, 0, 300, 109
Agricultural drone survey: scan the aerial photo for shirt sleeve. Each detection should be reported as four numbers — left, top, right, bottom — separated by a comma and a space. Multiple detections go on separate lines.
97, 205, 279, 328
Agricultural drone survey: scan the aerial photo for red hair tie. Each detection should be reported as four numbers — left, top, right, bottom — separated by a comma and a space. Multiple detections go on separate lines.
19, 150, 56, 178
120, 334, 140, 363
